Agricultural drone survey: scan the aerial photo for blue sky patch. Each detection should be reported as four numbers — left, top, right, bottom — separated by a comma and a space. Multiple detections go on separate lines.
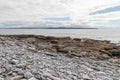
90, 6, 120, 15
43, 17, 71, 21
109, 19, 120, 24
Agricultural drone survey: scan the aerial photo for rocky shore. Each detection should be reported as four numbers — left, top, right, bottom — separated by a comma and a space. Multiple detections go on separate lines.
0, 35, 120, 80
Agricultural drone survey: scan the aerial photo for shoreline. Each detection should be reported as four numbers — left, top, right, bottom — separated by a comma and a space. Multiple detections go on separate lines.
0, 34, 120, 59
0, 35, 120, 80
0, 28, 120, 44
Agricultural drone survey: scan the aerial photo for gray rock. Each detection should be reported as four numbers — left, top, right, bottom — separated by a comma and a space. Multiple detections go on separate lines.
12, 73, 18, 76
117, 69, 120, 73
20, 79, 27, 80
16, 63, 27, 68
10, 75, 23, 80
15, 69, 24, 75
0, 77, 4, 80
24, 71, 34, 79
28, 77, 37, 80
4, 64, 12, 72
0, 36, 120, 80
0, 68, 6, 74
9, 59, 19, 65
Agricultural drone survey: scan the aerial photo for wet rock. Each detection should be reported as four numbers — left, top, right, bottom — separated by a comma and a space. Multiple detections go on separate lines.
57, 48, 69, 53
110, 50, 120, 56
57, 37, 71, 41
73, 38, 81, 41
50, 40, 58, 44
45, 36, 56, 40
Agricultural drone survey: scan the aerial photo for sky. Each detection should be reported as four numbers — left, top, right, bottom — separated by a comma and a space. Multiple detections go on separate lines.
0, 0, 120, 28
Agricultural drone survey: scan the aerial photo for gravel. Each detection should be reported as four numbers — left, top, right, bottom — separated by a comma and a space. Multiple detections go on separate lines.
0, 36, 120, 80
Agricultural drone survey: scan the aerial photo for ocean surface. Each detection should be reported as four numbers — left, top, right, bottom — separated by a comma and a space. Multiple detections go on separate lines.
0, 28, 120, 43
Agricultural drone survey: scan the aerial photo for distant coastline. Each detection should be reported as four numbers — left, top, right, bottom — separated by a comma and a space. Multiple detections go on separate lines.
0, 27, 98, 29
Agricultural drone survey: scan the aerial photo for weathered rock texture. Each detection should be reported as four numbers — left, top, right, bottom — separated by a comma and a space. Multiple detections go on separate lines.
0, 35, 120, 80
3, 35, 120, 59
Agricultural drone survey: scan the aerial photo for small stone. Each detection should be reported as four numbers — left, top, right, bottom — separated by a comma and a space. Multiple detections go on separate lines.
16, 63, 27, 68
57, 48, 69, 53
0, 77, 4, 80
20, 79, 27, 80
24, 72, 34, 79
8, 71, 13, 75
28, 77, 37, 80
117, 69, 120, 73
12, 73, 18, 76
15, 69, 24, 75
10, 75, 23, 80
91, 67, 100, 71
0, 68, 6, 74
97, 71, 106, 75
81, 74, 90, 80
4, 64, 12, 72
101, 54, 110, 59
9, 60, 19, 65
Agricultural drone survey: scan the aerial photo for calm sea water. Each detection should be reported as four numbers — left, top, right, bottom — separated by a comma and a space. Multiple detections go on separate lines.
0, 28, 120, 43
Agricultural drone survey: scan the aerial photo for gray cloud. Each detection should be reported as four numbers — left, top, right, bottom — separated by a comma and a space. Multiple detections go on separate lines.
0, 0, 120, 27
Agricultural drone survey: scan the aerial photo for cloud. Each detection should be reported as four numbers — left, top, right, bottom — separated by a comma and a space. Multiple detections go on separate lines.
0, 0, 120, 27
90, 6, 120, 15
43, 17, 71, 21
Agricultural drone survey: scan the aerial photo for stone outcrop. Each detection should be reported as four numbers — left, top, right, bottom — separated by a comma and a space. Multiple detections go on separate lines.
0, 35, 120, 80
2, 35, 119, 59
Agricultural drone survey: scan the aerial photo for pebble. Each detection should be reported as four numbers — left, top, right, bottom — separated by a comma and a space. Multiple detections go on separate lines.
0, 77, 4, 80
16, 63, 27, 68
10, 75, 23, 80
117, 69, 120, 73
28, 77, 37, 80
9, 60, 19, 65
24, 71, 34, 79
12, 73, 18, 76
0, 68, 6, 74
0, 36, 120, 80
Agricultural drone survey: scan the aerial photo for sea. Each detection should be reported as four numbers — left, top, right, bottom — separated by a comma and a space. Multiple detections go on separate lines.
0, 28, 120, 43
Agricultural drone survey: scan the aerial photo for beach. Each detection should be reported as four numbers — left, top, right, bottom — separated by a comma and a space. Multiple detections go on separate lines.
0, 0, 120, 80
0, 28, 120, 43
0, 35, 120, 80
